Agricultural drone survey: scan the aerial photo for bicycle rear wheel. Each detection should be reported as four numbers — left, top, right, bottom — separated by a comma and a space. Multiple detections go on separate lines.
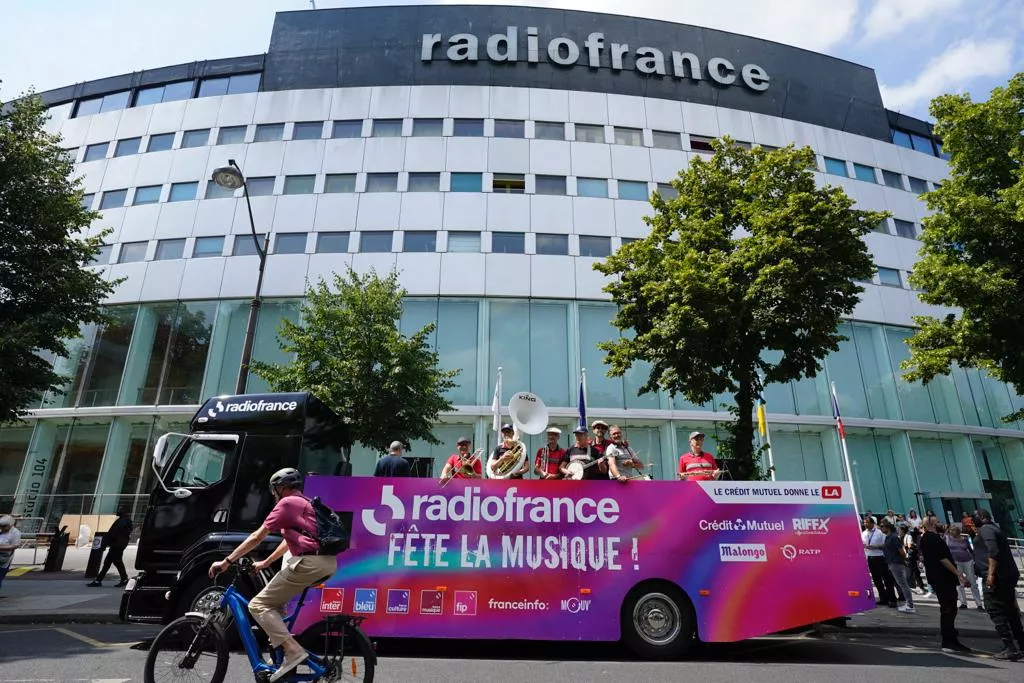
300, 621, 375, 683
144, 614, 229, 683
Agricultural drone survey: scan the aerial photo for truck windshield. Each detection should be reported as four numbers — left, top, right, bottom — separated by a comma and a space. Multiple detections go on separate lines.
169, 438, 234, 488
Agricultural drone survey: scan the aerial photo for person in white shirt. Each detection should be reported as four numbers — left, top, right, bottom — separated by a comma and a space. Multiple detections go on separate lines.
863, 516, 897, 607
0, 516, 22, 592
605, 426, 645, 481
907, 509, 922, 530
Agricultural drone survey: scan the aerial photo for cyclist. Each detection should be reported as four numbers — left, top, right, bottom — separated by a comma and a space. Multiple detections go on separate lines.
208, 468, 336, 682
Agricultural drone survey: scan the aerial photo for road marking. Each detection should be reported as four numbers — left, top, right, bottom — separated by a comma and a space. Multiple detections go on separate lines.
5, 567, 36, 577
0, 627, 52, 635
53, 627, 111, 649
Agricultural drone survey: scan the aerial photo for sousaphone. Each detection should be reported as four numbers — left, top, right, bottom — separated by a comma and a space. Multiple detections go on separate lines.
487, 391, 549, 478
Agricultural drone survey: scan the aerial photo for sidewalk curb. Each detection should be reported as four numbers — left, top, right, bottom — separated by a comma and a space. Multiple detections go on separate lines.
814, 624, 998, 640
0, 613, 125, 626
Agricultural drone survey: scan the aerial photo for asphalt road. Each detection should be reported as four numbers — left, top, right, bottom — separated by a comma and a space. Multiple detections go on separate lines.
0, 624, 1020, 683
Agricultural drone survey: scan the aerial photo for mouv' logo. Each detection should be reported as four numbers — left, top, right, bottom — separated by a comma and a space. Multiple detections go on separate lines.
361, 485, 406, 536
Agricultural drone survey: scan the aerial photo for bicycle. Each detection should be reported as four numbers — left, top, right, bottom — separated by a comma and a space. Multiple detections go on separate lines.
144, 557, 375, 683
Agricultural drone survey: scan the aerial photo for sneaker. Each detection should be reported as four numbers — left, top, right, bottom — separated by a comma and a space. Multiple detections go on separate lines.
86, 580, 102, 587
941, 642, 973, 654
898, 605, 917, 614
977, 605, 986, 611
959, 603, 968, 609
993, 649, 1022, 661
270, 651, 309, 683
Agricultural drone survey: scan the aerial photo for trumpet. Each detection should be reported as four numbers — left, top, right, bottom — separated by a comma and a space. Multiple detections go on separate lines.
440, 448, 482, 487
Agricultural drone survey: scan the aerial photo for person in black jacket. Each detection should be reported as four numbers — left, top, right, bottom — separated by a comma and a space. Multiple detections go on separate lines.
972, 508, 1024, 660
87, 508, 132, 588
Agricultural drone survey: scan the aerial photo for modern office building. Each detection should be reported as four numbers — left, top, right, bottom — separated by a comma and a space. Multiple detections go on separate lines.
4, 5, 1023, 530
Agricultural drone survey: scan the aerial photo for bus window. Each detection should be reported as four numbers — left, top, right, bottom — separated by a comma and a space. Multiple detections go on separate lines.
171, 439, 233, 488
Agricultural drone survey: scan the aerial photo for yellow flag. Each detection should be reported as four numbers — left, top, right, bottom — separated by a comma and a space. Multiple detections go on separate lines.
756, 401, 767, 436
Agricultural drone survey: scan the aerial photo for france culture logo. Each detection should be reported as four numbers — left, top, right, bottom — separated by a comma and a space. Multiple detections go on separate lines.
386, 589, 410, 614
353, 588, 377, 614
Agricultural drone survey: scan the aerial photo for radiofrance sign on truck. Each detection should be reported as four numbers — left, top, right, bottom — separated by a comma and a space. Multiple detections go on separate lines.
293, 478, 874, 644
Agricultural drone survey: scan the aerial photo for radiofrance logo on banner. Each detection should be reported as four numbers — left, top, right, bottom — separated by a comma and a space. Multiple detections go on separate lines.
361, 485, 639, 572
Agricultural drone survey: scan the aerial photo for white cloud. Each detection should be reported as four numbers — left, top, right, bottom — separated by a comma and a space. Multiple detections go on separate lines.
436, 0, 860, 53
879, 39, 1014, 111
862, 0, 966, 42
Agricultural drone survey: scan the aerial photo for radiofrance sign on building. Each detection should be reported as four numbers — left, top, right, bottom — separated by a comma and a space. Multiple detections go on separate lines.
422, 27, 770, 92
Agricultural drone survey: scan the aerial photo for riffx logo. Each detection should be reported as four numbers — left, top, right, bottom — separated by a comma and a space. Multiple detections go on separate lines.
792, 518, 830, 535
821, 486, 842, 499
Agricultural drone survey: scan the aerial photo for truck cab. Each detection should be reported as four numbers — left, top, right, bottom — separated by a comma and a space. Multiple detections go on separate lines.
119, 392, 350, 624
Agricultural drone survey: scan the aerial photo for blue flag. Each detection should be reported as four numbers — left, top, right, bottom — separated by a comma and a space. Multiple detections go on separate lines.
577, 377, 587, 431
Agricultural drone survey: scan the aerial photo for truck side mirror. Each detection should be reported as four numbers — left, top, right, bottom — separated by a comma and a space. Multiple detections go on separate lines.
153, 434, 170, 468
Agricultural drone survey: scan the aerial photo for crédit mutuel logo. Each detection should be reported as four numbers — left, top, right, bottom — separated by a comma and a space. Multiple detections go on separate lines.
699, 519, 784, 532
206, 398, 298, 419
421, 28, 770, 92
361, 485, 621, 536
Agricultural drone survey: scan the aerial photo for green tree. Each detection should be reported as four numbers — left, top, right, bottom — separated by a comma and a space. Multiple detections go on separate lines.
251, 267, 459, 455
594, 140, 881, 479
0, 89, 116, 422
903, 73, 1024, 421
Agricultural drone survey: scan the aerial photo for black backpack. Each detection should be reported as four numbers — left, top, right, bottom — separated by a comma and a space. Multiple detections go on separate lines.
296, 496, 350, 555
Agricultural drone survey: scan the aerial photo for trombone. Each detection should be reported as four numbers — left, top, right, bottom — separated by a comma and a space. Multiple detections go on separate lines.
440, 448, 482, 487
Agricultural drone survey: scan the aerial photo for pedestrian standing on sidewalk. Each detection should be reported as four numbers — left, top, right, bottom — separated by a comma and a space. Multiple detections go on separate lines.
87, 508, 132, 588
0, 516, 22, 592
919, 515, 972, 654
945, 523, 983, 610
862, 516, 896, 607
971, 508, 1024, 660
880, 520, 914, 613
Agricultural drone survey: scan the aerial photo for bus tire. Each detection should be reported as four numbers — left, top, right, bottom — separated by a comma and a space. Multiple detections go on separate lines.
621, 582, 696, 660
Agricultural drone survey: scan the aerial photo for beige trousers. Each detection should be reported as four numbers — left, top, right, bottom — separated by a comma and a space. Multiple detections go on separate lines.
248, 554, 338, 647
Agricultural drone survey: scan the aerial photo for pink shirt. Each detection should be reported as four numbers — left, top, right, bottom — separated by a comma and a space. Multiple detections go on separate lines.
263, 494, 319, 556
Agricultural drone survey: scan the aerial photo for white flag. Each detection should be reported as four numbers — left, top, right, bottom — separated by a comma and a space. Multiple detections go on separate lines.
491, 371, 501, 431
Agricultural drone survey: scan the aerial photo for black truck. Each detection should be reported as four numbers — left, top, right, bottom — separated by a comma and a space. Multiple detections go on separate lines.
119, 392, 351, 624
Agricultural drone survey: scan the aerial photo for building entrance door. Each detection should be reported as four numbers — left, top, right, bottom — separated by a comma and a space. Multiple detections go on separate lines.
982, 480, 1022, 539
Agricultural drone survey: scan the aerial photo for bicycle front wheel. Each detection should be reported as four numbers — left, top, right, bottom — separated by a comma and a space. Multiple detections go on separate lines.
144, 614, 229, 683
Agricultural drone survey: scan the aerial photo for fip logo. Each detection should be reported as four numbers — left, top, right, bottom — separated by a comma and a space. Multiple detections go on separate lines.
560, 597, 591, 614
362, 485, 406, 536
353, 588, 377, 614
453, 591, 477, 616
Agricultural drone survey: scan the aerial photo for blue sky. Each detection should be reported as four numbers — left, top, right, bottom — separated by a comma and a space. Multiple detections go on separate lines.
1, 0, 1021, 120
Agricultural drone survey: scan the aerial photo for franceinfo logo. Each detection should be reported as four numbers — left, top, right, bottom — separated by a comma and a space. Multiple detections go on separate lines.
206, 399, 298, 419
487, 598, 549, 612
719, 543, 767, 562
420, 28, 770, 92
360, 485, 620, 536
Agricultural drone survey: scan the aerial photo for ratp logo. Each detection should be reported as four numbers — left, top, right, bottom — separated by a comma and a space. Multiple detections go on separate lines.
362, 485, 406, 536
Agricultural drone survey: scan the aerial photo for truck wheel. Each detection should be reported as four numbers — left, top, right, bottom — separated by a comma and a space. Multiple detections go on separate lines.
182, 579, 226, 618
621, 583, 696, 660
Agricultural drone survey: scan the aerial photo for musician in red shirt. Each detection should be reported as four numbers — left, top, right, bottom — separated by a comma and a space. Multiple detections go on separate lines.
590, 420, 612, 474
440, 436, 482, 481
534, 427, 566, 479
678, 431, 720, 481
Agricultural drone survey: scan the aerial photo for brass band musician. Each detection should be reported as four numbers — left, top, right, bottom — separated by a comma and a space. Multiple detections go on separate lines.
677, 431, 722, 481
560, 426, 604, 480
534, 427, 565, 480
605, 425, 643, 482
492, 423, 529, 479
440, 436, 482, 482
590, 420, 612, 475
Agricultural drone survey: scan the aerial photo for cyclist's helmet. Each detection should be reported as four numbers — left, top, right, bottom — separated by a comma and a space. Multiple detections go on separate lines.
269, 467, 303, 491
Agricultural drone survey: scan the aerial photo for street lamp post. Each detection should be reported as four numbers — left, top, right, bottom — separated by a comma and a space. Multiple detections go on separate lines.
211, 160, 270, 395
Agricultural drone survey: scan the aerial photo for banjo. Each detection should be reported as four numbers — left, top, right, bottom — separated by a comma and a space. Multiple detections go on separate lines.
564, 454, 605, 480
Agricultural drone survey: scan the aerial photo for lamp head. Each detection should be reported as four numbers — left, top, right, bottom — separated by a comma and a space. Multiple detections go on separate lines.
211, 165, 244, 190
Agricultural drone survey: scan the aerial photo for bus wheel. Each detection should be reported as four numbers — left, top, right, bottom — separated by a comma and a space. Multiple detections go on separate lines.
622, 583, 695, 660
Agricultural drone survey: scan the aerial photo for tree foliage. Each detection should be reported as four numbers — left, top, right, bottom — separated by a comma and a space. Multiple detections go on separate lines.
251, 267, 459, 455
903, 73, 1024, 421
0, 89, 116, 422
594, 139, 880, 479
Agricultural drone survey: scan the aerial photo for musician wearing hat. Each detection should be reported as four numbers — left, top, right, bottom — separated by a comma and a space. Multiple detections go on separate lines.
590, 420, 612, 474
534, 427, 566, 480
491, 424, 529, 479
560, 427, 605, 481
441, 436, 482, 481
678, 431, 721, 481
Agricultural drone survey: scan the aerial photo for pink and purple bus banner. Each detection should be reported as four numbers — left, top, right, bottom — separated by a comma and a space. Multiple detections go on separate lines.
296, 477, 875, 642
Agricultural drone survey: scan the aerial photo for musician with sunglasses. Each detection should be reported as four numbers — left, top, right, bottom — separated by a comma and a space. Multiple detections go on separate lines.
534, 427, 566, 480
440, 436, 482, 482
606, 425, 644, 482
559, 427, 605, 480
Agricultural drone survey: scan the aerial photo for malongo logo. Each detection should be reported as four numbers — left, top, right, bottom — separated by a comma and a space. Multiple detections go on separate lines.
207, 399, 298, 419
421, 27, 770, 92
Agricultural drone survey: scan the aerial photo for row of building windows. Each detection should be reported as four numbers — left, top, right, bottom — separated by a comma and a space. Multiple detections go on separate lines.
890, 126, 948, 160
81, 173, 682, 211
71, 73, 262, 118
94, 231, 639, 265
821, 155, 934, 195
